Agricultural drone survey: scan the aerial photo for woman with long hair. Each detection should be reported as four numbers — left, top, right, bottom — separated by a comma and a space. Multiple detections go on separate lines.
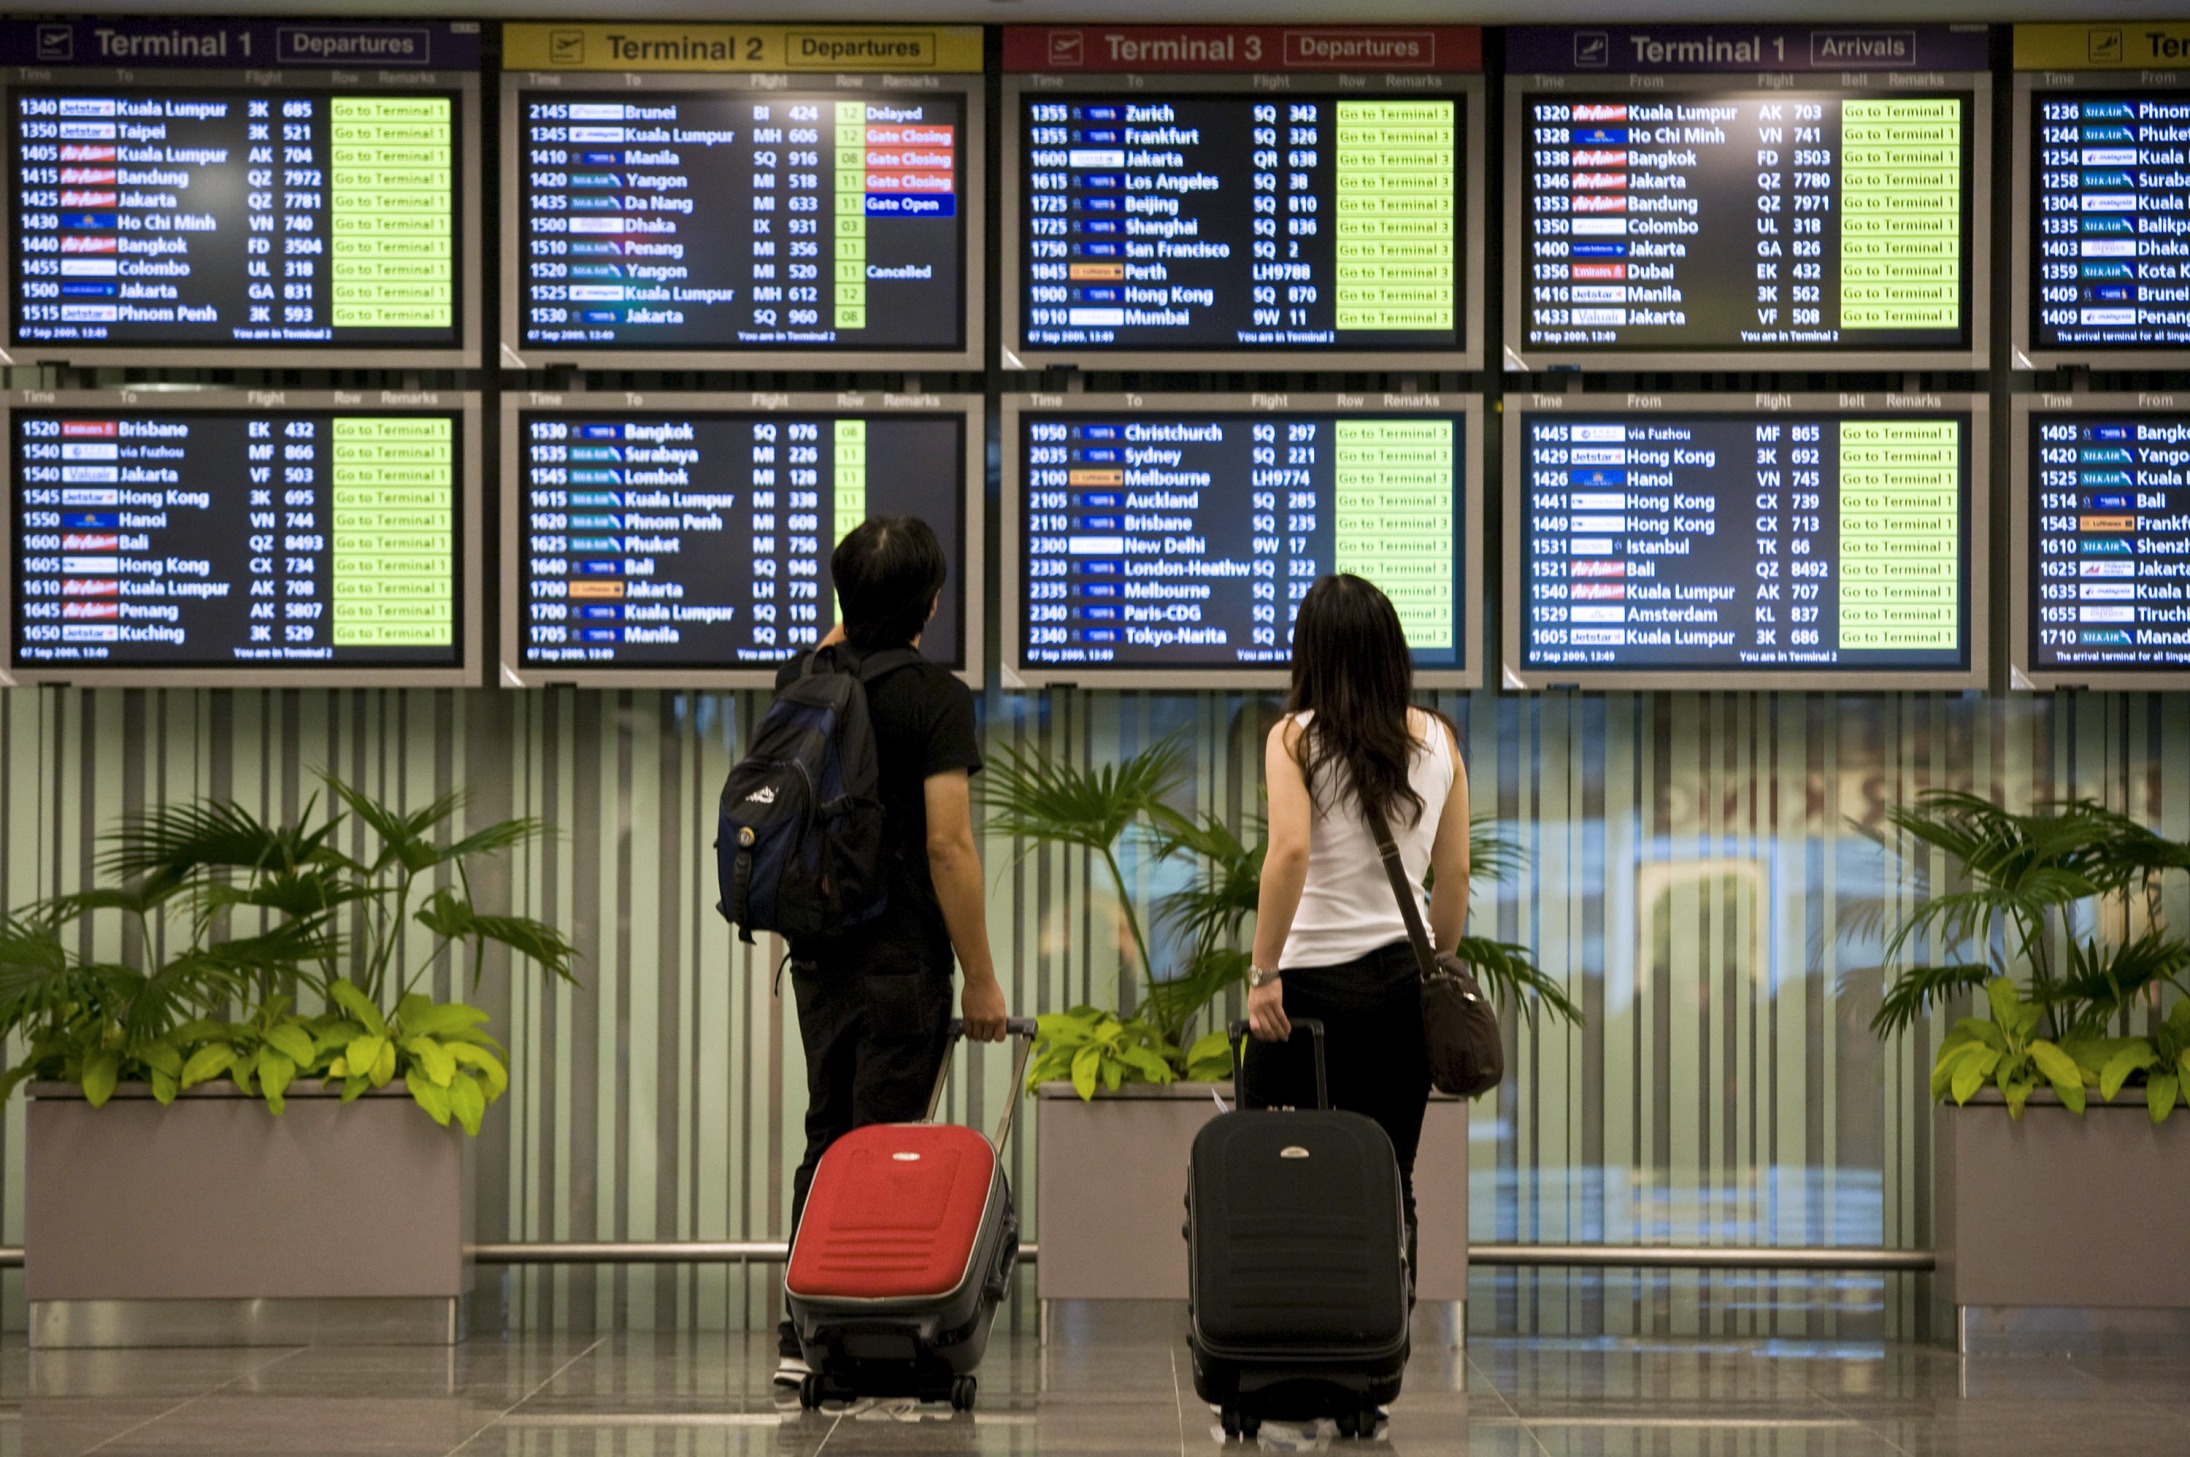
1246, 573, 1470, 1278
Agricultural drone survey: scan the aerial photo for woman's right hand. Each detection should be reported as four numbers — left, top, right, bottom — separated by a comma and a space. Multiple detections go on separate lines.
1247, 978, 1292, 1042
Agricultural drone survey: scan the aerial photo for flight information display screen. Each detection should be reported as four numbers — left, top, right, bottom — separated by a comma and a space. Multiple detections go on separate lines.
2029, 90, 2190, 352
513, 399, 970, 677
1010, 398, 1471, 681
11, 398, 469, 676
1511, 398, 1978, 684
1517, 90, 1974, 355
0, 19, 476, 362
515, 89, 967, 356
1015, 92, 1465, 356
1504, 24, 1989, 368
2026, 407, 2190, 677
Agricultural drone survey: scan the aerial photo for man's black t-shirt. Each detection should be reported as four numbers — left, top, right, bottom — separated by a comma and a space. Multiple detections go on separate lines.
775, 648, 981, 964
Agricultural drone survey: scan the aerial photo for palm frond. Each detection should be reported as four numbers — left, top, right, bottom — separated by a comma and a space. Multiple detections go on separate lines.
1468, 815, 1527, 884
1870, 961, 1993, 1037
2049, 930, 2190, 1037
98, 798, 301, 883
979, 736, 1189, 855
1453, 937, 1582, 1025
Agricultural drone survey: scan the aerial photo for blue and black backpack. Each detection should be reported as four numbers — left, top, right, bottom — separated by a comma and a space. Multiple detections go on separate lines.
714, 645, 921, 945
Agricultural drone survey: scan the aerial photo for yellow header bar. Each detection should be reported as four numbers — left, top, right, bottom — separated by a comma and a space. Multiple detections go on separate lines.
503, 24, 984, 74
2015, 23, 2190, 70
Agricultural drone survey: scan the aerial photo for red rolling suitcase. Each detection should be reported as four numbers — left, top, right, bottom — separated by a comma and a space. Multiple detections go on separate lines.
1188, 1020, 1410, 1440
784, 1017, 1036, 1411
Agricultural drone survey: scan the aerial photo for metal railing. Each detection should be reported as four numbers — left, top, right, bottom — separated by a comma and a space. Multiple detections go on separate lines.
0, 1242, 1936, 1271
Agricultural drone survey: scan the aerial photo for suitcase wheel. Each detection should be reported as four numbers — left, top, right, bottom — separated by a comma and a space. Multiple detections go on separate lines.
949, 1374, 977, 1411
797, 1373, 822, 1410
1219, 1407, 1259, 1440
1336, 1407, 1383, 1439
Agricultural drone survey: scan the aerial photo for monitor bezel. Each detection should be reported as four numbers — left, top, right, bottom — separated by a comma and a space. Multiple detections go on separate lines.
1502, 71, 1993, 373
0, 64, 483, 370
498, 389, 985, 690
2008, 389, 2190, 690
2010, 69, 2190, 371
999, 390, 1483, 691
1499, 389, 1990, 692
2, 387, 484, 688
999, 72, 1485, 372
498, 70, 985, 372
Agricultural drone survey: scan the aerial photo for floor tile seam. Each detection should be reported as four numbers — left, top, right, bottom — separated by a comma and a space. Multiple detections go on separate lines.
444, 1335, 609, 1457
1462, 1350, 1526, 1419
1169, 1346, 1189, 1457
73, 1344, 314, 1455
1803, 1381, 1917, 1456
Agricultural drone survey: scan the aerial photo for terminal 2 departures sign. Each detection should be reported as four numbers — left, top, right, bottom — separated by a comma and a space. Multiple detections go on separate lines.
0, 18, 482, 369
2013, 23, 2190, 369
1002, 26, 1484, 370
1504, 24, 1990, 372
501, 24, 983, 370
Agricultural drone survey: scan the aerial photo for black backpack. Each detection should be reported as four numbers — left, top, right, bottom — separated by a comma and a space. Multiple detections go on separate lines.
715, 645, 921, 945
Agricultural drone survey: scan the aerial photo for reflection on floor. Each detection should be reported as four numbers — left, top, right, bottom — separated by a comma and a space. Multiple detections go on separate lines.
4, 1303, 2190, 1456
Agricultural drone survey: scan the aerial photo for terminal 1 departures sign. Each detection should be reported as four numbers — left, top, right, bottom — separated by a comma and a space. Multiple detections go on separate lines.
500, 24, 982, 370
1504, 24, 1990, 372
0, 18, 481, 368
2012, 23, 2190, 369
1503, 391, 1986, 692
1002, 25, 1484, 370
4, 389, 482, 688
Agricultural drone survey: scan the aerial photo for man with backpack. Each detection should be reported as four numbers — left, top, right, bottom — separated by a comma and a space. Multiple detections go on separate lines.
735, 516, 1007, 1388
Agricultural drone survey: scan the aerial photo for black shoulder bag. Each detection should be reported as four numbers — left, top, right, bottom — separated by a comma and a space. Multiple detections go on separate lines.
1365, 813, 1505, 1099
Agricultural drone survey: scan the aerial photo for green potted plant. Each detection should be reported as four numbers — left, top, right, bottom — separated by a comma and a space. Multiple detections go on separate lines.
981, 732, 1580, 1308
0, 775, 575, 1348
1869, 789, 2190, 1348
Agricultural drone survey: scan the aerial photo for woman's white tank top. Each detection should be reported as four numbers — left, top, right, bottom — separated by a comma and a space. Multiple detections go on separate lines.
1278, 708, 1456, 970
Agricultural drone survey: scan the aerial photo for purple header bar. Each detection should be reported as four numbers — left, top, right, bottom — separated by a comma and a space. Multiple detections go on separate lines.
0, 19, 481, 71
1506, 24, 1990, 75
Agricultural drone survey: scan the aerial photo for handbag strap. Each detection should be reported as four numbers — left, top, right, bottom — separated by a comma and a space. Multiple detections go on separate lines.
1366, 811, 1440, 979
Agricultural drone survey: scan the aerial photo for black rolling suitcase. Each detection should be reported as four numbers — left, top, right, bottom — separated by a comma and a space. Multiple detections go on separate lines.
1187, 1020, 1409, 1440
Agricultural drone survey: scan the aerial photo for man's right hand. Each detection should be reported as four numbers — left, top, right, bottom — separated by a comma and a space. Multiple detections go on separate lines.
960, 973, 1007, 1042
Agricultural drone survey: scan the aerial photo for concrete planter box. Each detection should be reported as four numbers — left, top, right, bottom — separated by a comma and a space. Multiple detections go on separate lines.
26, 1082, 473, 1347
1035, 1081, 1469, 1303
1937, 1090, 2190, 1353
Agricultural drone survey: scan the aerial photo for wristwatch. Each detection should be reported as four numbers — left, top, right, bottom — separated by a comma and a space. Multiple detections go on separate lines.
1248, 965, 1283, 989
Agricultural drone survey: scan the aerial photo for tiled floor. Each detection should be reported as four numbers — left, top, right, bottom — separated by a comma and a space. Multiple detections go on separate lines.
3, 1307, 2188, 1455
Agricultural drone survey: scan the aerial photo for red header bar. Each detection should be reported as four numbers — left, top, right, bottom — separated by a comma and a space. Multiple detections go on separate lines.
1003, 26, 1481, 74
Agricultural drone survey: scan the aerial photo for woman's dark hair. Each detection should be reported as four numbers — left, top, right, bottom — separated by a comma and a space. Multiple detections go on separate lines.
833, 516, 947, 651
1283, 574, 1424, 829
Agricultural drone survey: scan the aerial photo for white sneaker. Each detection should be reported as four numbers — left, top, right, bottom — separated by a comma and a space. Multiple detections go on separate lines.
774, 1354, 812, 1387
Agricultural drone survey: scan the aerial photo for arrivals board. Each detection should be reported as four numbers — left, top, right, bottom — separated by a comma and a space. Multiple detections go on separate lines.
1504, 24, 1990, 371
500, 25, 983, 369
1002, 26, 1483, 369
1504, 392, 1986, 691
2013, 24, 2190, 368
502, 392, 979, 688
2012, 394, 2190, 689
5, 389, 481, 687
0, 19, 480, 368
1002, 393, 1480, 689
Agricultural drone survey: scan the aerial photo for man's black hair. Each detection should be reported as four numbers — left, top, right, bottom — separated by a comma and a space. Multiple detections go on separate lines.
833, 516, 947, 651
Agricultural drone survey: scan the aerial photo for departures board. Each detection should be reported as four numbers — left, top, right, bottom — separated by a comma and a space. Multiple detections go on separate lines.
1001, 392, 1480, 690
502, 392, 980, 688
1503, 392, 1986, 692
0, 19, 481, 368
1504, 24, 1991, 372
1001, 26, 1484, 369
500, 24, 983, 369
4, 389, 482, 688
2012, 24, 2190, 368
2011, 393, 2190, 689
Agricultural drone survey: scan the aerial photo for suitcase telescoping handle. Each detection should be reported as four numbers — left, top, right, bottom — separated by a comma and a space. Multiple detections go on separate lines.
1228, 1017, 1329, 1111
926, 1016, 1040, 1152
